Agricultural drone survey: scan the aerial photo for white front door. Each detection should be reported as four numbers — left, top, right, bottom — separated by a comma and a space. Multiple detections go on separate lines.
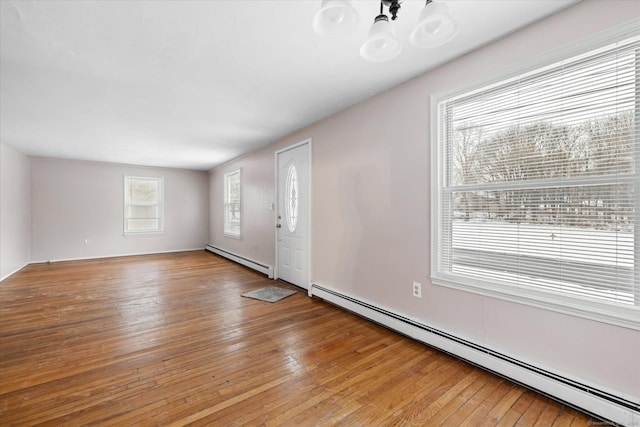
276, 140, 310, 288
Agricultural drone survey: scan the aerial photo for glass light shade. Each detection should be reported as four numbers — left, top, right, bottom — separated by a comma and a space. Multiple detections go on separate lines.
409, 2, 458, 48
312, 0, 358, 37
359, 15, 402, 63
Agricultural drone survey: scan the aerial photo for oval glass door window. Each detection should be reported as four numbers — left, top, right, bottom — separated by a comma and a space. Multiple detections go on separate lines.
285, 165, 299, 232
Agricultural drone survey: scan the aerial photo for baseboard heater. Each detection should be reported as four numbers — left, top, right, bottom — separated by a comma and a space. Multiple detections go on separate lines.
309, 283, 639, 426
205, 245, 273, 278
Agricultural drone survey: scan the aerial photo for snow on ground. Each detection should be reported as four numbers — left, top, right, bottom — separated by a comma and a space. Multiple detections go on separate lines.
452, 220, 634, 267
449, 220, 636, 305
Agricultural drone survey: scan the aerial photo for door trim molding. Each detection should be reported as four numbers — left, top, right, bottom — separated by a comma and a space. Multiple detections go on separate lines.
274, 138, 312, 288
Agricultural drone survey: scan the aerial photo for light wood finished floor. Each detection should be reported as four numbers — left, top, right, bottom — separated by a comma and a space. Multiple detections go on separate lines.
1, 251, 598, 426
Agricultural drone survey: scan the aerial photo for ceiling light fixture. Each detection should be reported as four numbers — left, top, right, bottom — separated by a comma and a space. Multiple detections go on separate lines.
312, 0, 359, 37
360, 4, 402, 63
410, 1, 458, 48
313, 0, 458, 62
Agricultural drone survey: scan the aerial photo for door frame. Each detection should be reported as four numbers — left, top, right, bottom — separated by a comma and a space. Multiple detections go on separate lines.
274, 138, 312, 291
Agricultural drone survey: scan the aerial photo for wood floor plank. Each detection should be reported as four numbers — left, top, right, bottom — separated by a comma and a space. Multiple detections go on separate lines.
0, 251, 600, 426
403, 364, 481, 424
187, 377, 321, 427
534, 401, 564, 426
459, 381, 523, 426
482, 383, 525, 424
440, 375, 505, 425
496, 390, 538, 427
516, 396, 550, 426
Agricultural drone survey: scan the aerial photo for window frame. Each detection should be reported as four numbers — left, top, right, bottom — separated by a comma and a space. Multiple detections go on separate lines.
223, 169, 242, 238
123, 175, 164, 235
430, 21, 639, 330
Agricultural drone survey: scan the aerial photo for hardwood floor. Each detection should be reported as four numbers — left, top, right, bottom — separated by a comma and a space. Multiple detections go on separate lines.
1, 251, 597, 426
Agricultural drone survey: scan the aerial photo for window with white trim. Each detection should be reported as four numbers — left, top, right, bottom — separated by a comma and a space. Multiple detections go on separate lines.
124, 176, 164, 234
224, 169, 241, 237
432, 31, 639, 328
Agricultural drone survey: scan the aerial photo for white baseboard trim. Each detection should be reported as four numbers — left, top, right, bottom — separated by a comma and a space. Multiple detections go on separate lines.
205, 244, 274, 278
30, 248, 206, 265
0, 262, 29, 282
309, 282, 639, 426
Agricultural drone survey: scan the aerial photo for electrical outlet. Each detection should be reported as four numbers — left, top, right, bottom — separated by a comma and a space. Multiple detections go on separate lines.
413, 281, 422, 298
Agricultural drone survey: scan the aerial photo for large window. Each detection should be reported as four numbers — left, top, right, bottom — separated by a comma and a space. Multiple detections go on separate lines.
432, 29, 639, 328
224, 169, 241, 237
124, 176, 164, 234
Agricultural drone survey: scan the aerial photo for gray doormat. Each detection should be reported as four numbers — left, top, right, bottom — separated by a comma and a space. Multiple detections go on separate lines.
241, 286, 296, 303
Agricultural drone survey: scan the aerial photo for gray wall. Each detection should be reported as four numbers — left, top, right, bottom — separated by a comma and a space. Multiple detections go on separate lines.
30, 157, 209, 262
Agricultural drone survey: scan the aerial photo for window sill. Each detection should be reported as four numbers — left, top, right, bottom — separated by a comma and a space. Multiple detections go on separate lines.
123, 231, 165, 236
431, 274, 640, 331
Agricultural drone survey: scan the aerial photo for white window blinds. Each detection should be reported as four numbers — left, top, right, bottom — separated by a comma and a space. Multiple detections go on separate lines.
124, 176, 164, 234
224, 169, 241, 237
433, 34, 639, 327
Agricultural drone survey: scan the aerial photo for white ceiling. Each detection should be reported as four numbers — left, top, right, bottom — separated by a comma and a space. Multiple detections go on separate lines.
0, 0, 579, 170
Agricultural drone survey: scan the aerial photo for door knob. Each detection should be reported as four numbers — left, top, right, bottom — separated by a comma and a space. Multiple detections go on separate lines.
276, 224, 282, 228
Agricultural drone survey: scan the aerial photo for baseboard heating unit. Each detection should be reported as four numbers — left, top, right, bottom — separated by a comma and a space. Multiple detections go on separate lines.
309, 283, 639, 426
205, 245, 273, 278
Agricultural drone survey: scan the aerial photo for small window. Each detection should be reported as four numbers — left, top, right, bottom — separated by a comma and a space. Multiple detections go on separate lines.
224, 169, 241, 237
285, 165, 299, 232
124, 176, 164, 234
